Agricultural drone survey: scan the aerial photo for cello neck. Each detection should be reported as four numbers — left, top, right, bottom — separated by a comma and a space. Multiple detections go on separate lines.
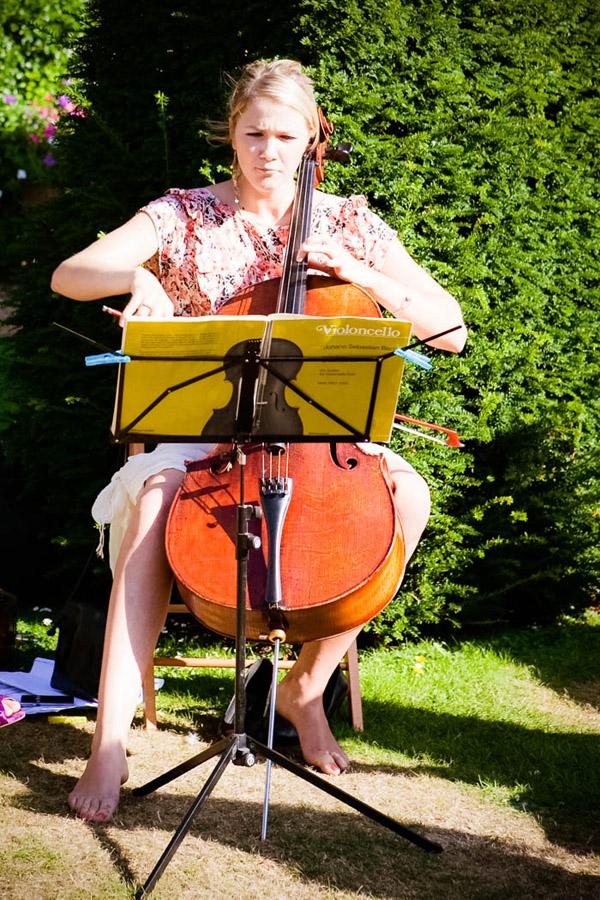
276, 108, 337, 315
275, 154, 316, 315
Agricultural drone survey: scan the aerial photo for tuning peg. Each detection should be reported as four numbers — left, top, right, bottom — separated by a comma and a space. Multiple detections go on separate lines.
325, 142, 353, 164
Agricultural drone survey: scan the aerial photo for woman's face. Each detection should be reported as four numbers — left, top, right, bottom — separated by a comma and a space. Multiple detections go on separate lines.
232, 96, 311, 198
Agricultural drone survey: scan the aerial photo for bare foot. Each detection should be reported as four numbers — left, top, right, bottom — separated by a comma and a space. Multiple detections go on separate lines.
68, 745, 129, 822
276, 679, 350, 776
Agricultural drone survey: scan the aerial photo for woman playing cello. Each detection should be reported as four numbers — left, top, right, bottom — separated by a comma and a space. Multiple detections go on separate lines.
51, 58, 467, 822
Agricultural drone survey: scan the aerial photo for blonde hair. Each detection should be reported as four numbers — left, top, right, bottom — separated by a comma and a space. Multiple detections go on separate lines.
212, 59, 320, 177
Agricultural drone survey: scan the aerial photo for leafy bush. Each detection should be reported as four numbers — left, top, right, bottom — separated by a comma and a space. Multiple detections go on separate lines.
0, 0, 598, 636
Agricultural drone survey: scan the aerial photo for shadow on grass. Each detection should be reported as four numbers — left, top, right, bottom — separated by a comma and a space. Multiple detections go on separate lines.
151, 670, 233, 740
478, 621, 600, 711
111, 796, 600, 900
339, 700, 600, 852
3, 672, 598, 858
3, 735, 599, 900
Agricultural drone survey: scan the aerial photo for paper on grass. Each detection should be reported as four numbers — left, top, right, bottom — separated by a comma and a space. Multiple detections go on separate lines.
0, 657, 97, 713
0, 657, 162, 714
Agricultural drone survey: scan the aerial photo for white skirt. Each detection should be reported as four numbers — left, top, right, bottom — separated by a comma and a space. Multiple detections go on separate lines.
92, 442, 216, 572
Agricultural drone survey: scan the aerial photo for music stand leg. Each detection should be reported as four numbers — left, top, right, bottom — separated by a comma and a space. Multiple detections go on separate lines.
135, 726, 440, 898
253, 739, 442, 854
132, 737, 231, 797
135, 737, 237, 898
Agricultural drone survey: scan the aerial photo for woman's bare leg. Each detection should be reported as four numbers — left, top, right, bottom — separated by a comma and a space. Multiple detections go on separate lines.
68, 469, 184, 821
277, 460, 430, 775
276, 627, 360, 774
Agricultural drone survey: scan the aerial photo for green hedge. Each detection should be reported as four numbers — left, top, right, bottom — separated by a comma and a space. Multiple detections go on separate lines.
0, 0, 598, 636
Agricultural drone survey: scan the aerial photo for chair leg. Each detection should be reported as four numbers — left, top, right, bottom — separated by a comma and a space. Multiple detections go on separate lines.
345, 639, 364, 732
142, 661, 158, 730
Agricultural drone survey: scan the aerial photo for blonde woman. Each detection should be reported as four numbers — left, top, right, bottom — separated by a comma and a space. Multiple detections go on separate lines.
52, 58, 466, 822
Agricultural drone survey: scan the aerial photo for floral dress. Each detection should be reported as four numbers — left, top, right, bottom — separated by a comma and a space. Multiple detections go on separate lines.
93, 188, 408, 571
139, 187, 397, 315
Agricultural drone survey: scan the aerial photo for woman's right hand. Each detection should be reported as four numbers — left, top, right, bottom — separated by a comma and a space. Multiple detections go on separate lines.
120, 266, 174, 323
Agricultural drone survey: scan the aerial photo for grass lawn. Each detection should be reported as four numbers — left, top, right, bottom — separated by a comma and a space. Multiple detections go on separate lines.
1, 612, 599, 898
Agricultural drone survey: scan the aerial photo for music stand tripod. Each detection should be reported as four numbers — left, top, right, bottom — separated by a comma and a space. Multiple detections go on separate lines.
131, 343, 443, 898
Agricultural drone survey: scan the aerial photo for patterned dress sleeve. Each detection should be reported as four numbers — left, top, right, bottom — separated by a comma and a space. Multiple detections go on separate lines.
338, 195, 397, 270
139, 191, 191, 278
138, 189, 212, 315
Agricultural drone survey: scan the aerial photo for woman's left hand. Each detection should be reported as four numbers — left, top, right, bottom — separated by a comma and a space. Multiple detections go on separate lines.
297, 237, 370, 286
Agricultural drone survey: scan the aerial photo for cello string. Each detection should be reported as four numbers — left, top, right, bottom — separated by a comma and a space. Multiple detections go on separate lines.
287, 157, 308, 314
298, 159, 315, 312
278, 154, 310, 313
260, 156, 313, 410
291, 156, 314, 314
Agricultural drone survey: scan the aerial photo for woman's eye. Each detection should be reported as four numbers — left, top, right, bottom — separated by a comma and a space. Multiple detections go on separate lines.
244, 132, 297, 141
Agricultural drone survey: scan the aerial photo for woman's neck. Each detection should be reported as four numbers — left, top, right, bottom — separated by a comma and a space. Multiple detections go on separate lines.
233, 176, 296, 227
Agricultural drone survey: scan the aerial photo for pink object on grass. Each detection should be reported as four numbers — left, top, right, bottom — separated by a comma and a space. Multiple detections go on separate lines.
0, 695, 25, 727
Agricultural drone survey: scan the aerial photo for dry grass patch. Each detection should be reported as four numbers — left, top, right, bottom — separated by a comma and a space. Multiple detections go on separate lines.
1, 718, 599, 899
505, 678, 600, 730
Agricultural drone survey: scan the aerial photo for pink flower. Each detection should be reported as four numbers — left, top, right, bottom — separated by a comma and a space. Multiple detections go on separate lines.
29, 133, 41, 144
43, 153, 56, 167
3, 95, 17, 104
37, 106, 51, 119
44, 93, 55, 102
58, 93, 83, 116
44, 124, 56, 139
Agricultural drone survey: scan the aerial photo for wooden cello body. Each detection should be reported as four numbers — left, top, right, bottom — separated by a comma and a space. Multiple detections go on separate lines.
165, 117, 406, 644
166, 441, 404, 643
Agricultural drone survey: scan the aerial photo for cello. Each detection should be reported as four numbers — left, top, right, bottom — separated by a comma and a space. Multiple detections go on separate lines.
165, 112, 405, 644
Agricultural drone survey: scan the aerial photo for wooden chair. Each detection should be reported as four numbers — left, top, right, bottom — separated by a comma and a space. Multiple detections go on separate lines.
124, 445, 364, 731
142, 608, 363, 731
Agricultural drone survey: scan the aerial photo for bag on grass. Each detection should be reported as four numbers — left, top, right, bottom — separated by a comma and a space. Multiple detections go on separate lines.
50, 550, 108, 701
50, 597, 107, 700
221, 657, 348, 744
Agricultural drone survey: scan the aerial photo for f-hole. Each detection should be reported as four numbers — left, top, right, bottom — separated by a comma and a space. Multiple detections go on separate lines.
210, 449, 236, 475
329, 442, 358, 470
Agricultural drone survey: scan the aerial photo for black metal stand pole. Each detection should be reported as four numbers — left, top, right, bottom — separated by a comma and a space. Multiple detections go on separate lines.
133, 446, 263, 898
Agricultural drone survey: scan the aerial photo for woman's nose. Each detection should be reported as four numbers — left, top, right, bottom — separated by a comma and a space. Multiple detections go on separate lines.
260, 137, 278, 159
